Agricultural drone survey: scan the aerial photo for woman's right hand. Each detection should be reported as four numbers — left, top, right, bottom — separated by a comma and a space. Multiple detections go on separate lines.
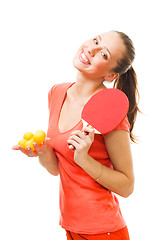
12, 138, 51, 158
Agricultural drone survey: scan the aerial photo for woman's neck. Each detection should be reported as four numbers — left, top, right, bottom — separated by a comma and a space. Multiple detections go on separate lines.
69, 72, 106, 100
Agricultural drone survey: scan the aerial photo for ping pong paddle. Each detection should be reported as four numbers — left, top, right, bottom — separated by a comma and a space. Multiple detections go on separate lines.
81, 88, 129, 134
68, 88, 129, 149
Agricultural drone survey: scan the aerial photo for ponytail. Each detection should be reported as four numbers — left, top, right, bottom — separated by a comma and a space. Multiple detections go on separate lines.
113, 66, 140, 142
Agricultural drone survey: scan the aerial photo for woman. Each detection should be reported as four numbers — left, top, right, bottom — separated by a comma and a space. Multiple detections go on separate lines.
13, 31, 139, 239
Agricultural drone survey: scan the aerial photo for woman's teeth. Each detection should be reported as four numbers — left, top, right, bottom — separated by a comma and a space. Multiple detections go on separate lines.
80, 52, 90, 64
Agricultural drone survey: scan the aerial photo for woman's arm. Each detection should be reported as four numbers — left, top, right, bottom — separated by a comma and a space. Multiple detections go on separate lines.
67, 128, 134, 198
102, 130, 134, 197
38, 146, 59, 176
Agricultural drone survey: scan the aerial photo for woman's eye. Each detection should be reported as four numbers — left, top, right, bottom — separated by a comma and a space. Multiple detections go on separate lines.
101, 52, 107, 59
94, 38, 98, 44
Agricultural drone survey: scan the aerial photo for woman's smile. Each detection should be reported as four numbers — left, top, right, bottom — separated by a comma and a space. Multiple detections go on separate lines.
79, 50, 91, 65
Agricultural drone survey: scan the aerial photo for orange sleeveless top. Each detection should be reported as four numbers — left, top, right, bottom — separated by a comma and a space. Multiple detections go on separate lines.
47, 82, 130, 234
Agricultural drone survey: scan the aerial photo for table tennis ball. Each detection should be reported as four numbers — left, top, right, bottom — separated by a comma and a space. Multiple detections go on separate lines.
33, 130, 46, 145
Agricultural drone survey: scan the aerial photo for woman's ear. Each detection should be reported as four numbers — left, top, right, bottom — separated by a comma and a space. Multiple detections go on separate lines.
104, 72, 119, 82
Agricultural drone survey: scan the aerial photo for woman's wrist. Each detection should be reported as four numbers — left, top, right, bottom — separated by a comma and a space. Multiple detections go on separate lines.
74, 152, 89, 167
75, 154, 105, 183
38, 148, 59, 174
94, 163, 104, 181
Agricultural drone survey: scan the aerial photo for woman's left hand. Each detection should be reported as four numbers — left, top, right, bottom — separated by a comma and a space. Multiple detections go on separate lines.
67, 126, 95, 165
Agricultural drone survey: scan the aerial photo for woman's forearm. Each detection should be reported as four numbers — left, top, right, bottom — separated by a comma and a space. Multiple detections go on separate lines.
77, 154, 134, 198
38, 149, 59, 176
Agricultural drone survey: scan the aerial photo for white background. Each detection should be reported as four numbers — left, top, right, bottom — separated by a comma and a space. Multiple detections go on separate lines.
0, 0, 160, 239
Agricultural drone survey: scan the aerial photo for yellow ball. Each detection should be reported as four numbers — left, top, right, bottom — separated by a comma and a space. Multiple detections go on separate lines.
33, 130, 46, 145
24, 138, 35, 151
18, 139, 27, 148
23, 132, 34, 141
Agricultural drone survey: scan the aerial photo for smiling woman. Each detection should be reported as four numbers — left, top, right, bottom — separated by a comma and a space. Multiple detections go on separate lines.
73, 31, 125, 81
13, 30, 139, 240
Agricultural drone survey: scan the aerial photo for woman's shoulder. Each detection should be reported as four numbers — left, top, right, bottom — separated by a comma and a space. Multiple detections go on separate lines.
102, 115, 130, 139
48, 82, 74, 109
49, 82, 73, 91
48, 82, 73, 97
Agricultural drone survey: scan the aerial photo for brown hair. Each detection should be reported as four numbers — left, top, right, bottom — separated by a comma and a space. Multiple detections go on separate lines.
112, 31, 140, 142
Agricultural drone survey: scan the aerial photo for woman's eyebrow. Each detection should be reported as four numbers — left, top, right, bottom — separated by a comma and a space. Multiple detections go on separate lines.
98, 35, 112, 57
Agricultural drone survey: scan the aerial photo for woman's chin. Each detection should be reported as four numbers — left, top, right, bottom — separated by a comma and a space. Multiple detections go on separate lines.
72, 57, 83, 71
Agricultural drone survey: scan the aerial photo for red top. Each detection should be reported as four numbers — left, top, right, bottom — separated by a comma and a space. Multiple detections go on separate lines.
47, 82, 130, 234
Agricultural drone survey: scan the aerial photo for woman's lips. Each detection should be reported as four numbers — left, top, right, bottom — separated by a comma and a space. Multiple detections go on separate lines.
79, 50, 91, 65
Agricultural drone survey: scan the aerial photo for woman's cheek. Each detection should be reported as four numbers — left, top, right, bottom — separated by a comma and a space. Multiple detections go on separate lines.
92, 60, 107, 74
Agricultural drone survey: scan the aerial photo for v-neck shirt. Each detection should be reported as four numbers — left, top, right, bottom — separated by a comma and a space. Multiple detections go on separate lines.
47, 82, 130, 234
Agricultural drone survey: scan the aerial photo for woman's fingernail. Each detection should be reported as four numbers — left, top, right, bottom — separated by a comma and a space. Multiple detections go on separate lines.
68, 144, 75, 150
45, 137, 50, 140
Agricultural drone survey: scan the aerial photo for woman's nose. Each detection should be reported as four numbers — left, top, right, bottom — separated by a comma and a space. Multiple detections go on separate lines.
87, 46, 100, 56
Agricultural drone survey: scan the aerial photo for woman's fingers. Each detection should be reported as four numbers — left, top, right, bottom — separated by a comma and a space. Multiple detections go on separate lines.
70, 127, 95, 141
67, 131, 84, 150
12, 145, 19, 150
14, 145, 38, 157
33, 138, 51, 153
12, 137, 51, 157
68, 134, 84, 144
26, 147, 37, 157
83, 126, 95, 142
45, 137, 51, 142
67, 135, 83, 151
18, 146, 30, 156
67, 139, 80, 150
68, 144, 75, 151
33, 142, 41, 153
83, 126, 95, 134
67, 127, 95, 151
70, 130, 86, 139
12, 145, 33, 156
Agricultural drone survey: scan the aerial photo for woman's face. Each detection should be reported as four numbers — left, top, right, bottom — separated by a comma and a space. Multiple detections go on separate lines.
73, 31, 125, 81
